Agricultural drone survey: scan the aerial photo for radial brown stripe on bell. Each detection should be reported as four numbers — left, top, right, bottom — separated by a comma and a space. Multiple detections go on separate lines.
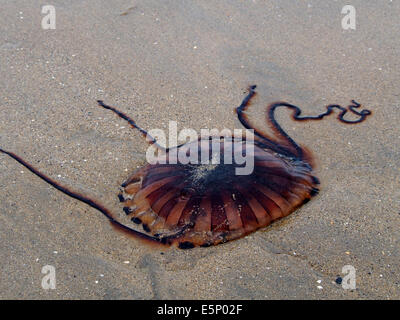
133, 176, 178, 205
231, 189, 259, 232
142, 165, 186, 188
210, 193, 229, 232
150, 184, 185, 214
256, 164, 314, 188
193, 196, 212, 232
235, 184, 272, 226
146, 180, 185, 210
165, 198, 190, 226
255, 164, 305, 186
258, 177, 305, 211
255, 171, 305, 205
254, 159, 289, 170
254, 173, 290, 199
157, 197, 180, 220
220, 190, 243, 231
252, 182, 291, 215
264, 173, 312, 205
249, 186, 284, 220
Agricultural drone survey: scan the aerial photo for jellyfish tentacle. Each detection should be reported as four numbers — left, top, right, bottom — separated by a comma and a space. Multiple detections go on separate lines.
267, 102, 307, 159
288, 101, 371, 123
0, 148, 166, 246
97, 100, 167, 151
341, 100, 372, 123
267, 100, 372, 160
235, 86, 295, 158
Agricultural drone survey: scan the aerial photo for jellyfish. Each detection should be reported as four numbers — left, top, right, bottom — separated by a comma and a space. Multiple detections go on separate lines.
0, 85, 371, 249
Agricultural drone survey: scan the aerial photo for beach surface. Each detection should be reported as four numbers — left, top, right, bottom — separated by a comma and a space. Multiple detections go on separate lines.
0, 0, 399, 299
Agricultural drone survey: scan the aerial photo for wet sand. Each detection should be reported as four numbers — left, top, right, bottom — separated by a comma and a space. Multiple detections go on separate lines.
0, 1, 399, 299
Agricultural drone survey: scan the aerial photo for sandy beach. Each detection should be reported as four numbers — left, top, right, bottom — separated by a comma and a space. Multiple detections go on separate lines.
0, 0, 399, 299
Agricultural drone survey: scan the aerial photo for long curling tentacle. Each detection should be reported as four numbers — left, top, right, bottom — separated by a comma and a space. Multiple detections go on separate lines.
97, 100, 167, 151
267, 100, 372, 159
236, 86, 371, 161
0, 147, 165, 246
235, 85, 296, 158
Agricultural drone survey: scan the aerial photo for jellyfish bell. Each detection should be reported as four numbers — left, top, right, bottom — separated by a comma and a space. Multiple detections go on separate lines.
119, 135, 320, 248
